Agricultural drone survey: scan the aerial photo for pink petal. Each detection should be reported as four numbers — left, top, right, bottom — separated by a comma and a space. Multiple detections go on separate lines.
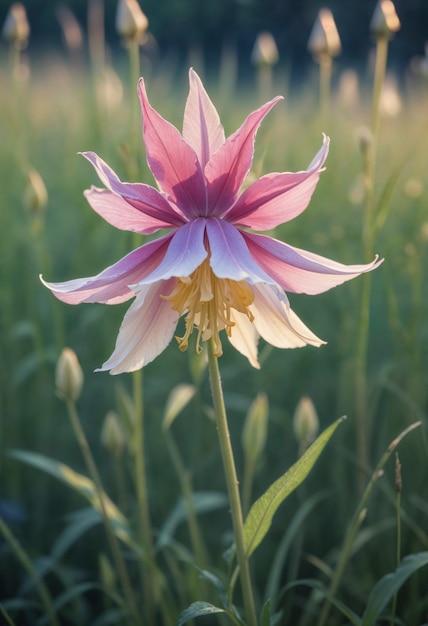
97, 279, 179, 374
82, 151, 186, 228
138, 78, 207, 218
206, 218, 276, 284
225, 135, 329, 230
135, 218, 207, 285
244, 232, 383, 295
204, 96, 282, 215
84, 187, 180, 234
182, 68, 225, 169
228, 309, 260, 369
251, 284, 325, 348
40, 234, 173, 304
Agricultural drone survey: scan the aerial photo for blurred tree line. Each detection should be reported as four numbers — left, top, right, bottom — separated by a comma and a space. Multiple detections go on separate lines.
1, 0, 427, 80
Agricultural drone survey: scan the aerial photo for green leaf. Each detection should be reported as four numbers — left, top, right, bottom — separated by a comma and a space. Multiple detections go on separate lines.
10, 450, 135, 549
243, 417, 345, 558
260, 599, 271, 626
177, 601, 225, 625
362, 551, 428, 626
163, 384, 197, 431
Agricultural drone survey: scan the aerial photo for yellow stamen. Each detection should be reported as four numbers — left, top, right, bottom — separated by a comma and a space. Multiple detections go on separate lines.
163, 258, 254, 357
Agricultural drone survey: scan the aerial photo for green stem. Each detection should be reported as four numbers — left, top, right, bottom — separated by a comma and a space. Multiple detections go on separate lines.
65, 400, 140, 626
132, 368, 157, 622
207, 339, 257, 626
319, 54, 332, 124
127, 37, 141, 181
0, 517, 59, 626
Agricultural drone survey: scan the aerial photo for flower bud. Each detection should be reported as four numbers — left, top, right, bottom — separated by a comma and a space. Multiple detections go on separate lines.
251, 32, 279, 67
370, 0, 400, 38
24, 168, 48, 216
292, 397, 319, 454
102, 411, 126, 459
308, 8, 341, 59
116, 0, 148, 41
55, 348, 83, 402
242, 393, 268, 465
2, 3, 30, 49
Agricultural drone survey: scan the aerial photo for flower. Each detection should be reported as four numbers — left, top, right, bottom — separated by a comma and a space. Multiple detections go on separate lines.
41, 69, 382, 374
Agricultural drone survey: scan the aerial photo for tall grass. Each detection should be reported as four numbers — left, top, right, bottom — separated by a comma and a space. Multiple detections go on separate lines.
1, 48, 428, 625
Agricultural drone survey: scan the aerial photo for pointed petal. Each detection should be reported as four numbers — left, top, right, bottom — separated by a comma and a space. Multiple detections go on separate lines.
183, 68, 225, 169
41, 234, 172, 304
135, 218, 207, 285
245, 232, 383, 295
97, 279, 179, 374
228, 309, 260, 369
251, 284, 325, 348
138, 78, 207, 218
226, 135, 329, 229
84, 187, 180, 234
205, 96, 282, 215
81, 151, 186, 229
206, 218, 276, 284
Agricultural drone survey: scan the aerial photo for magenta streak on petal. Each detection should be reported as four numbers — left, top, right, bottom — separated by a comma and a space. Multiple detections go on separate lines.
134, 217, 208, 285
84, 188, 180, 234
205, 218, 278, 285
182, 68, 225, 169
225, 137, 329, 230
244, 232, 383, 295
138, 78, 207, 219
81, 151, 187, 227
204, 96, 282, 216
40, 233, 173, 305
97, 278, 179, 374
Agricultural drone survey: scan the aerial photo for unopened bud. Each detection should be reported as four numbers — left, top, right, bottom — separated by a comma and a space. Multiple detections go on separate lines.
102, 411, 126, 459
370, 1, 400, 38
24, 168, 48, 216
242, 393, 268, 464
308, 8, 341, 59
2, 3, 30, 49
293, 397, 319, 454
116, 0, 148, 41
251, 32, 279, 67
56, 348, 83, 402
395, 453, 402, 493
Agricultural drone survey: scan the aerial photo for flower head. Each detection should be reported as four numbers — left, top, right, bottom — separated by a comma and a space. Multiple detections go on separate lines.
42, 69, 382, 374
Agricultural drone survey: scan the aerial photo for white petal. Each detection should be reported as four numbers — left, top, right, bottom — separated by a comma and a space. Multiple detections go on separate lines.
251, 284, 325, 348
97, 279, 179, 374
228, 310, 260, 369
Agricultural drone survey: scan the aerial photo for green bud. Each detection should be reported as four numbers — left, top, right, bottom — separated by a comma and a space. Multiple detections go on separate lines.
292, 397, 319, 454
308, 8, 341, 59
55, 348, 83, 402
102, 411, 126, 459
251, 32, 279, 67
24, 168, 48, 215
116, 0, 148, 41
242, 393, 268, 465
370, 0, 400, 38
2, 3, 30, 49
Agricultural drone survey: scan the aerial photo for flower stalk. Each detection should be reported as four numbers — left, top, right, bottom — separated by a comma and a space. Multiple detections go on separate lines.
207, 338, 257, 626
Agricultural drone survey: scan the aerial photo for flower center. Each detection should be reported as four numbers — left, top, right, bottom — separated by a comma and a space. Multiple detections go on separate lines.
163, 257, 255, 357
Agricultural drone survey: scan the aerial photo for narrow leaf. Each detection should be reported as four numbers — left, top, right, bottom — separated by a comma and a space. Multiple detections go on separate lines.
177, 601, 225, 625
362, 551, 428, 626
244, 417, 345, 558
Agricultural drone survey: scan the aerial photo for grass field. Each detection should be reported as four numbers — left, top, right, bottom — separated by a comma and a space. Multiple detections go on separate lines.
1, 43, 428, 626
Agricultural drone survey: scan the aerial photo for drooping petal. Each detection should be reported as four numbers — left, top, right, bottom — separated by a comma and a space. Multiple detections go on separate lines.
134, 218, 207, 285
225, 135, 329, 230
97, 278, 179, 374
84, 187, 180, 234
250, 284, 325, 348
183, 68, 225, 169
204, 96, 282, 215
138, 78, 207, 218
206, 218, 278, 285
40, 234, 173, 305
228, 309, 260, 369
82, 151, 186, 228
244, 231, 384, 295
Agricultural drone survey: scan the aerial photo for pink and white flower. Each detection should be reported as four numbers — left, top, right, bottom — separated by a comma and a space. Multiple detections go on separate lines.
42, 69, 382, 374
